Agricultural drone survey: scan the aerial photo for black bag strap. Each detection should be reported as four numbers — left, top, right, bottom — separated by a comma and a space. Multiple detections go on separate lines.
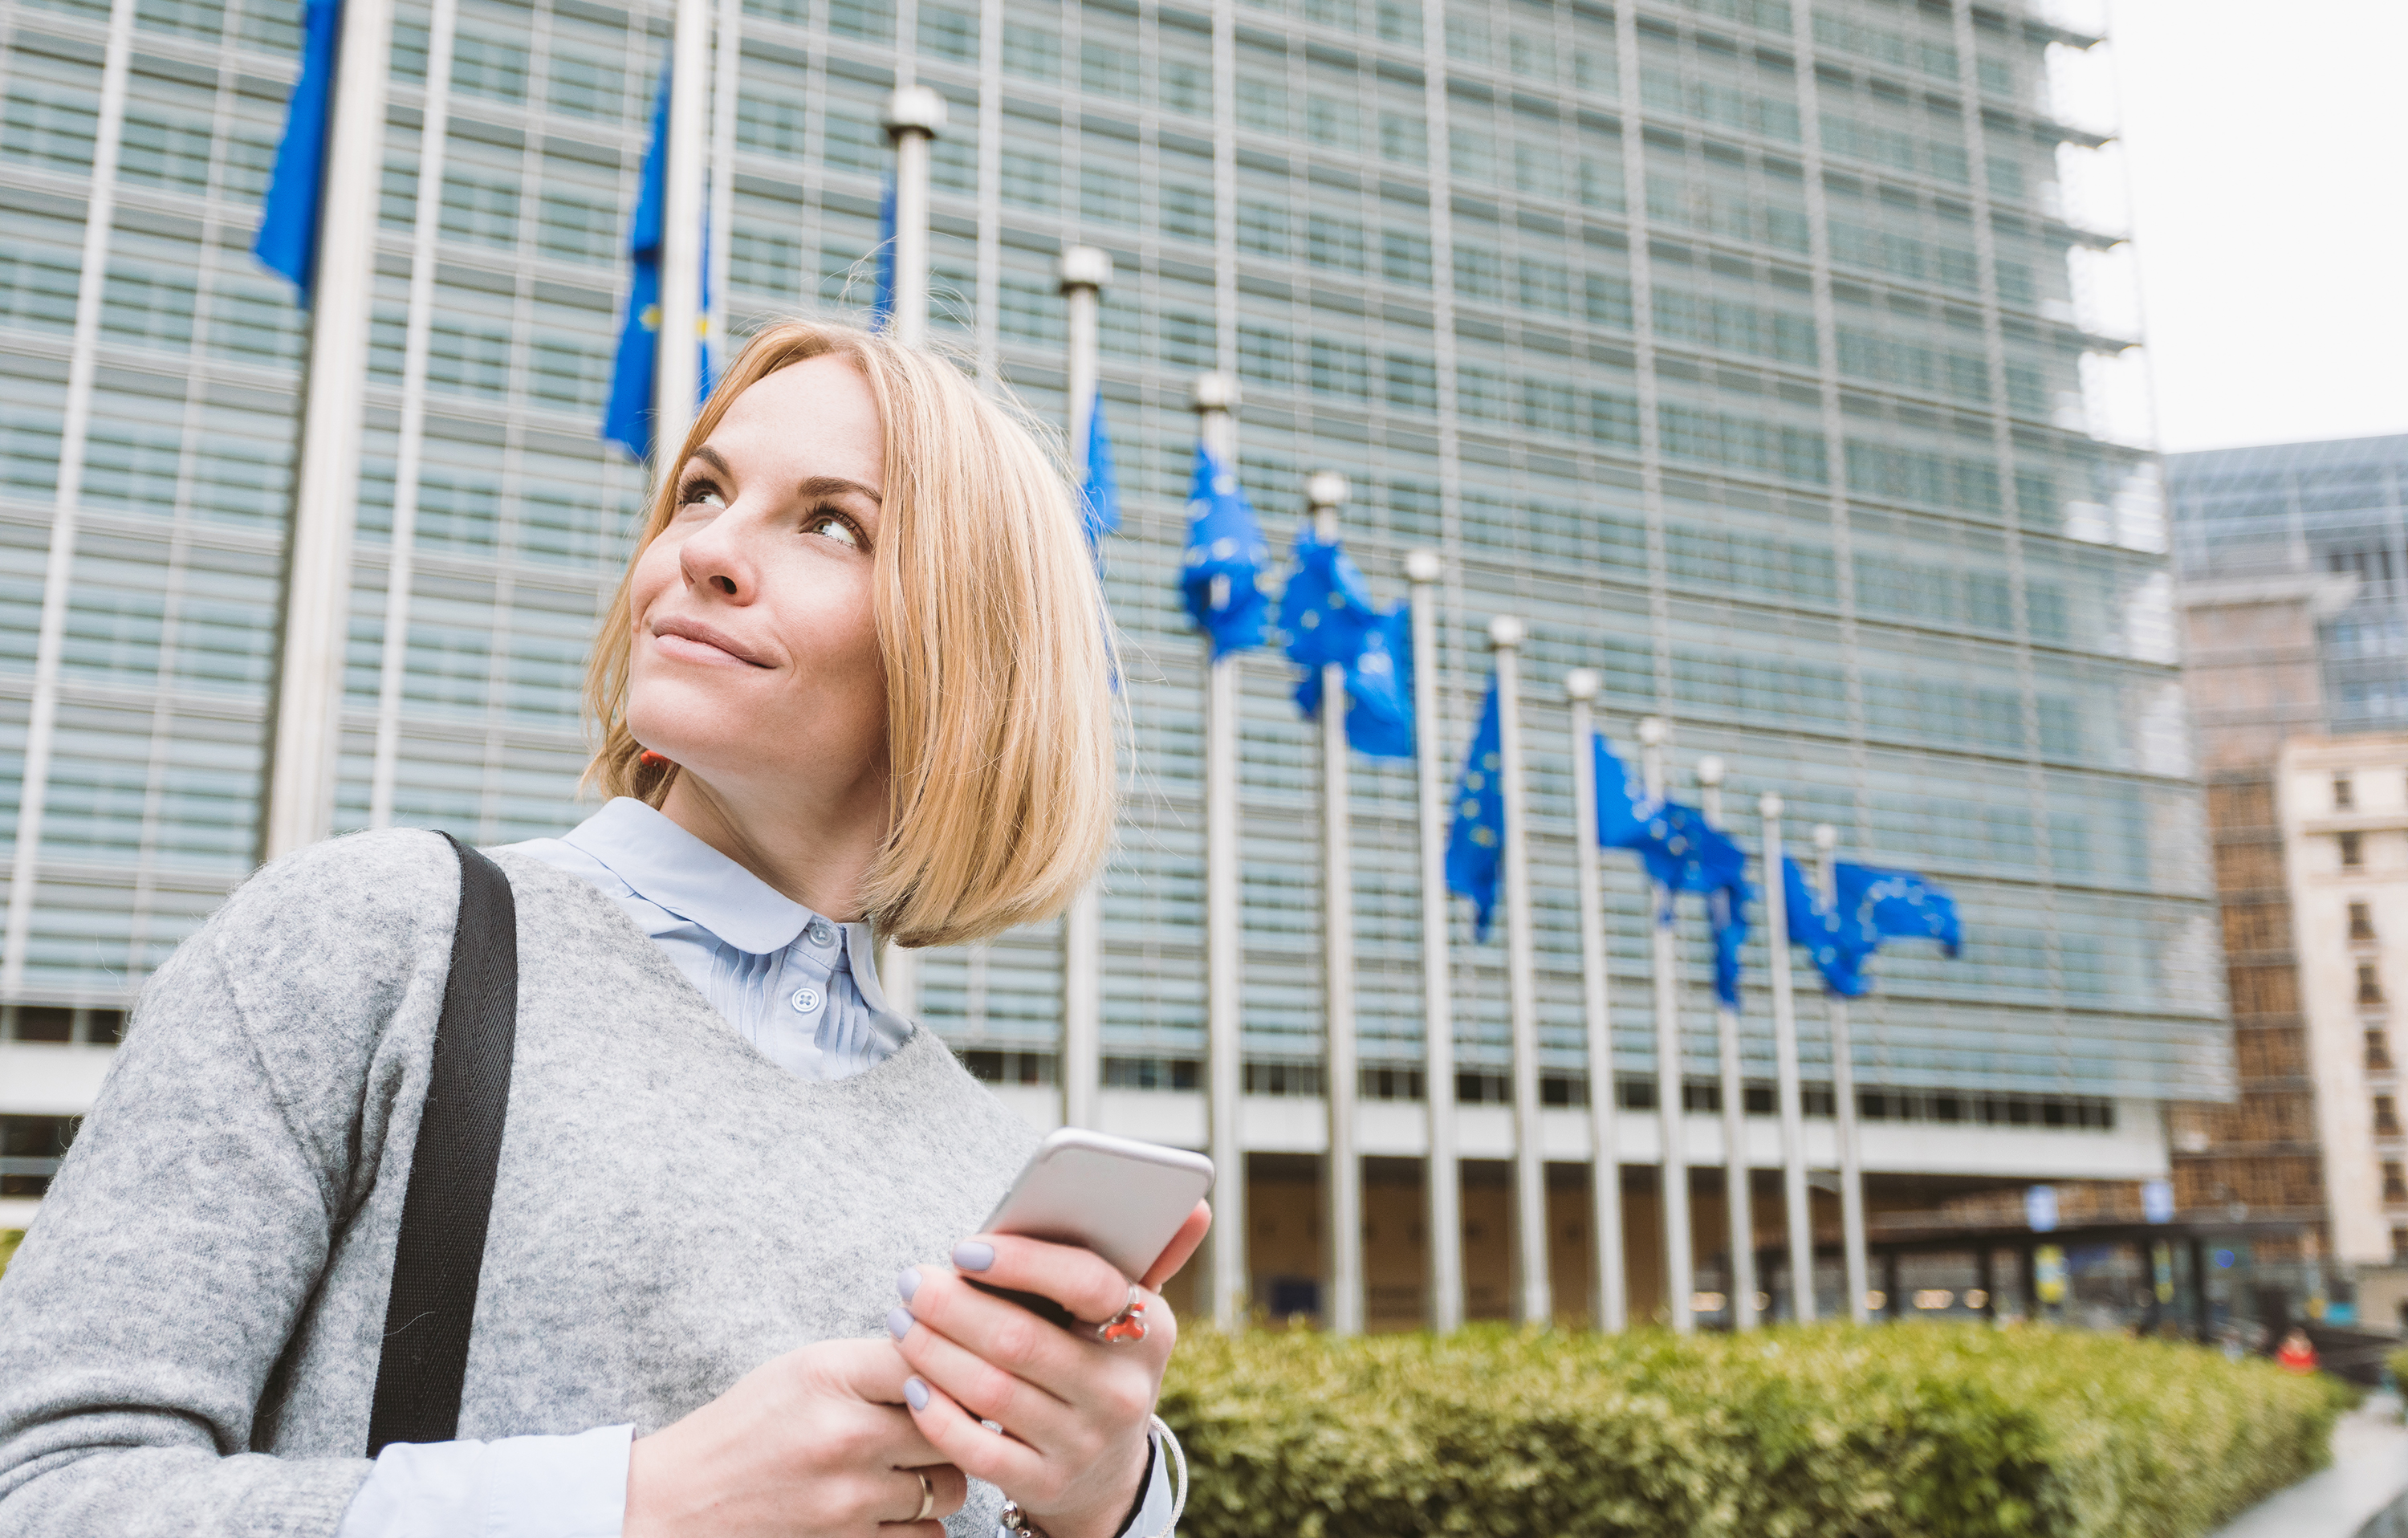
366, 832, 519, 1456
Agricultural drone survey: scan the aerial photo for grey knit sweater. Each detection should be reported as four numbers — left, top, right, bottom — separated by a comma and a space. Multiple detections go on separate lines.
0, 829, 1039, 1536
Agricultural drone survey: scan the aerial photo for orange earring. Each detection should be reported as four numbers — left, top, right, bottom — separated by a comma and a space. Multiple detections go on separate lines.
638, 751, 671, 768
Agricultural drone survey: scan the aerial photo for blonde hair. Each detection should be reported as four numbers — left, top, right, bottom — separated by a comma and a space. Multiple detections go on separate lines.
585, 320, 1116, 950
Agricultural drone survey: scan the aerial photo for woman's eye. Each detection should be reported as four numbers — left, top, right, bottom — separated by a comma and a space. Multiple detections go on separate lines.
681, 482, 726, 510
805, 513, 861, 550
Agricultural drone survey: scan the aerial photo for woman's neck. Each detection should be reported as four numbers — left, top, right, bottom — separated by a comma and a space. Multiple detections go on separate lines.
655, 771, 888, 922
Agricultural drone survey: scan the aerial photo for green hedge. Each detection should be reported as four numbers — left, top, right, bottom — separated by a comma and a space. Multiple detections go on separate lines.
1159, 1323, 2345, 1538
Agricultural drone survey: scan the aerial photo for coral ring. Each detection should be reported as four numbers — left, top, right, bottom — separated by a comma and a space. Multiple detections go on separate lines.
1094, 1285, 1148, 1345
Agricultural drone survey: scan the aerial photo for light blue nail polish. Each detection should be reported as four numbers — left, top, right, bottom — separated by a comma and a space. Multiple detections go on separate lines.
905, 1377, 930, 1412
897, 1267, 921, 1300
952, 1239, 995, 1271
887, 1305, 914, 1341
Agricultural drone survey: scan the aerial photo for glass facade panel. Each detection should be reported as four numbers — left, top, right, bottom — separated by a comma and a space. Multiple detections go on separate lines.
0, 0, 2220, 1113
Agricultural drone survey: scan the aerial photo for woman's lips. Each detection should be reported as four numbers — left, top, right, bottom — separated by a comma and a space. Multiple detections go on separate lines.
650, 616, 771, 667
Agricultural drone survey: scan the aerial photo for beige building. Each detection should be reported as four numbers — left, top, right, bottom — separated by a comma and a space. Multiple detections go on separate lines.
2279, 735, 2408, 1269
2170, 435, 2408, 1327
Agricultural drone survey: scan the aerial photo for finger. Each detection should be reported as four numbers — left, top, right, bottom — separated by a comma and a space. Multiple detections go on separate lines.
813, 1336, 923, 1406
893, 1299, 1080, 1441
1141, 1201, 1213, 1292
942, 1235, 1137, 1324
896, 1268, 1108, 1400
902, 1371, 1043, 1494
881, 1463, 967, 1524
790, 1341, 951, 1468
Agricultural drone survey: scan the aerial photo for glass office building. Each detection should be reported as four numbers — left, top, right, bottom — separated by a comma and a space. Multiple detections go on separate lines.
0, 0, 2223, 1313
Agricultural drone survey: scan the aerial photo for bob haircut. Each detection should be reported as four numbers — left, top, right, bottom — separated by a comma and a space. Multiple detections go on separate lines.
585, 319, 1116, 950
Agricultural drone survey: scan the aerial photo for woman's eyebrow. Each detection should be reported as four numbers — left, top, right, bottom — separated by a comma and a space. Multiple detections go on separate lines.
687, 445, 735, 479
794, 474, 882, 506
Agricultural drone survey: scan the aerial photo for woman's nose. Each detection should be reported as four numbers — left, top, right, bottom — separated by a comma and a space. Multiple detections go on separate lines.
679, 519, 755, 601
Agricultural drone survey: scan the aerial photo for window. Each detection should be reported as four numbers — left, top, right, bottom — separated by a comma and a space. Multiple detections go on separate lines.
0, 1114, 76, 1197
2361, 963, 2385, 1007
2335, 775, 2357, 810
2342, 832, 2365, 869
2372, 1030, 2395, 1072
2386, 1162, 2408, 1202
2353, 901, 2377, 942
2378, 1096, 2402, 1137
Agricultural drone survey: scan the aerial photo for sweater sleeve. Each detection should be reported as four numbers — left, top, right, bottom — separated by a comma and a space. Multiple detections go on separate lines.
0, 831, 459, 1538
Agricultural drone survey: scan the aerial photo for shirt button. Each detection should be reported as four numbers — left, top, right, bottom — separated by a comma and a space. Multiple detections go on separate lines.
791, 986, 824, 1015
806, 918, 836, 947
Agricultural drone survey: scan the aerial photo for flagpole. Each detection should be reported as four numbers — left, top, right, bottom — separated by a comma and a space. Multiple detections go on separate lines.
881, 86, 946, 348
1638, 716, 1694, 1333
1488, 616, 1548, 1326
1406, 549, 1460, 1333
1309, 470, 1364, 1337
1695, 756, 1756, 1332
262, 0, 396, 858
658, 0, 708, 452
1759, 794, 1816, 1322
1565, 670, 1625, 1331
706, 0, 739, 380
1194, 371, 1246, 1331
1056, 246, 1111, 1131
876, 96, 947, 1021
1816, 821, 1871, 1324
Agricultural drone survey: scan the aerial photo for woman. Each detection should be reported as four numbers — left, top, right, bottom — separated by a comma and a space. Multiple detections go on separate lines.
0, 322, 1205, 1538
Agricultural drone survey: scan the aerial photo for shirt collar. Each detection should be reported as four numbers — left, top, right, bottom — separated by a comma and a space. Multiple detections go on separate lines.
563, 798, 827, 956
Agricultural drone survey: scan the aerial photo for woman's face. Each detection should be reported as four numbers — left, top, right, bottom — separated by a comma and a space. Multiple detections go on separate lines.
624, 354, 888, 804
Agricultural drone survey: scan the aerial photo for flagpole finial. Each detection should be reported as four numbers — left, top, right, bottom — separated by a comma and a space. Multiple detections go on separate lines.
1759, 791, 1784, 819
881, 85, 948, 140
1487, 615, 1526, 649
1405, 548, 1442, 584
1057, 245, 1112, 293
1306, 470, 1349, 511
1695, 755, 1725, 788
1812, 823, 1838, 852
1564, 668, 1600, 702
1189, 372, 1239, 414
1637, 715, 1667, 747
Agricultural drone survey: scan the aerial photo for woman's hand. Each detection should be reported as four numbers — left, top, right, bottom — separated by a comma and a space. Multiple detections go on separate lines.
889, 1202, 1211, 1538
622, 1337, 967, 1538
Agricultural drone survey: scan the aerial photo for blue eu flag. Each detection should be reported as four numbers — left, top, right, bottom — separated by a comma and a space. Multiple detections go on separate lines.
1708, 878, 1751, 1009
871, 174, 897, 330
1619, 801, 1747, 901
1080, 389, 1119, 555
1837, 863, 1963, 956
1607, 783, 1751, 1003
604, 67, 671, 462
253, 0, 341, 303
1295, 604, 1414, 760
1784, 856, 1872, 998
1589, 733, 1650, 849
1278, 526, 1381, 670
1180, 444, 1267, 657
1445, 677, 1504, 938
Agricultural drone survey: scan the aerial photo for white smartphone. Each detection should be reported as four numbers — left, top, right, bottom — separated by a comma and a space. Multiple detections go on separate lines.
971, 1129, 1214, 1324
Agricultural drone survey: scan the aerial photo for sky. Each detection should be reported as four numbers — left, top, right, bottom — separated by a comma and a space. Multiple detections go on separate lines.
2107, 0, 2408, 454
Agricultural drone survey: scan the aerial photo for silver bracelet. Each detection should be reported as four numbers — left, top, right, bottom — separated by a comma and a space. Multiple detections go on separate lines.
998, 1415, 1187, 1538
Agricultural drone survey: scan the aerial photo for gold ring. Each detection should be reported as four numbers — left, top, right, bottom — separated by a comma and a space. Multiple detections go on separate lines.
913, 1468, 934, 1522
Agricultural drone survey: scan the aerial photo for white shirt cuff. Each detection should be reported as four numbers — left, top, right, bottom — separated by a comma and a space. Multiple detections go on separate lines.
336, 1423, 633, 1538
1115, 1426, 1176, 1538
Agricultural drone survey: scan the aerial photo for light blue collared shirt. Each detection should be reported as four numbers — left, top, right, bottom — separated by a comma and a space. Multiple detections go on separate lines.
336, 801, 1176, 1538
511, 796, 912, 1080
